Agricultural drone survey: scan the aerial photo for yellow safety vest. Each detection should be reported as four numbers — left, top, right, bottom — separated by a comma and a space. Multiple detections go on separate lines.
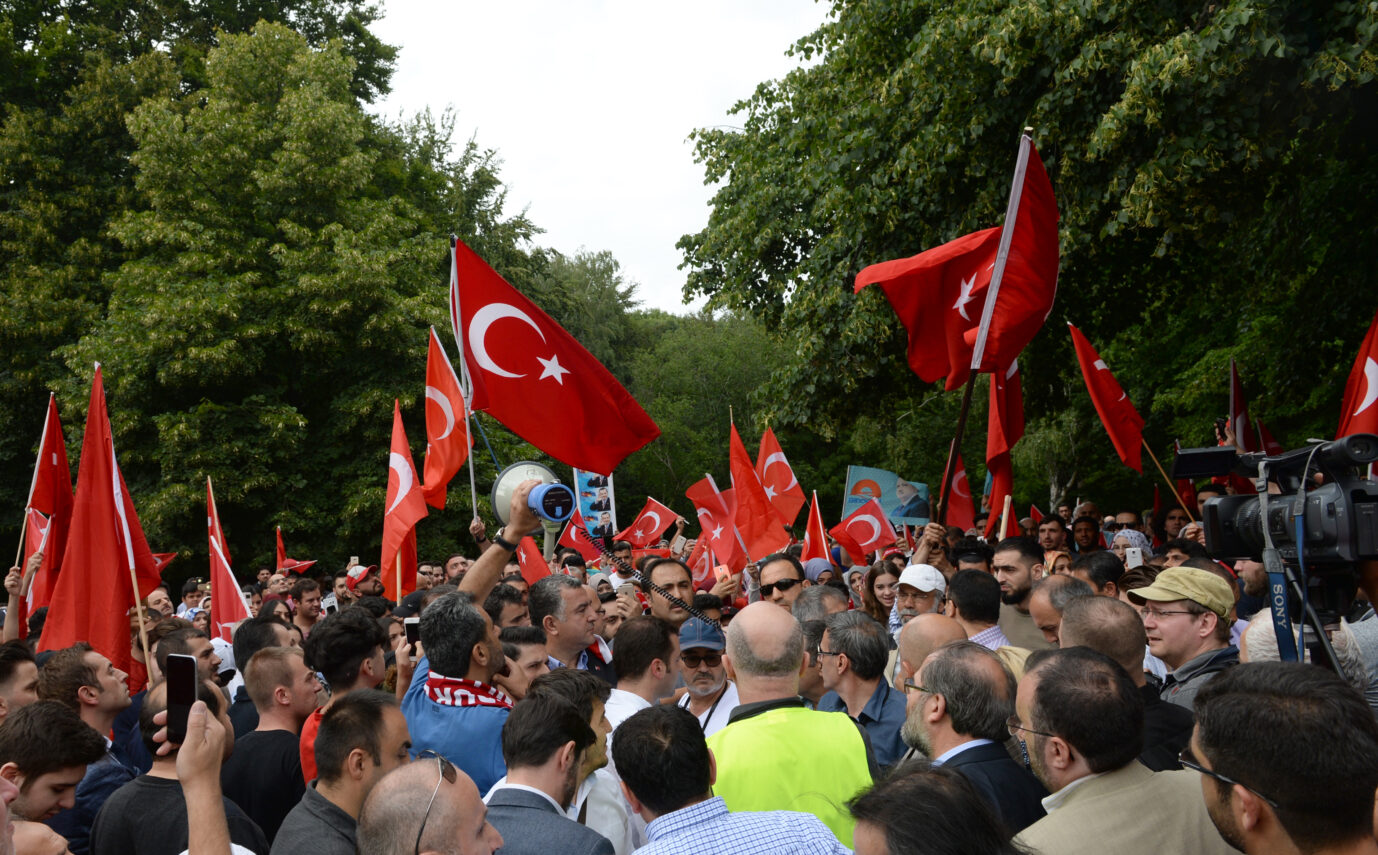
707, 704, 872, 846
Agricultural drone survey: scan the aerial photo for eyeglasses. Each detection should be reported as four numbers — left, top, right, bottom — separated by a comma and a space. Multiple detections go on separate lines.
1178, 746, 1280, 810
901, 680, 933, 695
1141, 606, 1200, 621
414, 749, 457, 855
816, 648, 841, 658
1103, 523, 1124, 532
1006, 715, 1054, 740
760, 577, 802, 597
680, 651, 722, 668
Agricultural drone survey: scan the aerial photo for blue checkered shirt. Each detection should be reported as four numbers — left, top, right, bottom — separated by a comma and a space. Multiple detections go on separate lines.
637, 796, 851, 855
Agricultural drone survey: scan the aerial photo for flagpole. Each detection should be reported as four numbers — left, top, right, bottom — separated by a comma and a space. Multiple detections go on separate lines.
934, 380, 978, 527
1141, 438, 1196, 522
14, 394, 54, 569
1001, 493, 1015, 539
395, 553, 403, 602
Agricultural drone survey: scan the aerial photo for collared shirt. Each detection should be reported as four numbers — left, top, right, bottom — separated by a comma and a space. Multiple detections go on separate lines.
817, 679, 908, 768
931, 738, 996, 767
1040, 771, 1107, 813
549, 649, 590, 672
677, 681, 740, 737
484, 783, 564, 814
968, 624, 1011, 651
638, 796, 850, 855
604, 688, 652, 731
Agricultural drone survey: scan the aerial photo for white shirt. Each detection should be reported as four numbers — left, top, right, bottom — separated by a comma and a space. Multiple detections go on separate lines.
676, 681, 740, 737
604, 688, 653, 732
1040, 771, 1107, 813
932, 738, 996, 767
483, 782, 564, 814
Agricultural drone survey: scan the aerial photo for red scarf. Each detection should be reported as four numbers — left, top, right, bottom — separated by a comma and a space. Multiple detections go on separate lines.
424, 672, 513, 709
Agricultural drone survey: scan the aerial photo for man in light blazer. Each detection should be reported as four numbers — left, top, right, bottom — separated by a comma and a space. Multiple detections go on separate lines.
483, 693, 613, 855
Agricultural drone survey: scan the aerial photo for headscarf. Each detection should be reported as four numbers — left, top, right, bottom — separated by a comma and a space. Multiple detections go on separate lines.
802, 558, 833, 583
1112, 529, 1152, 552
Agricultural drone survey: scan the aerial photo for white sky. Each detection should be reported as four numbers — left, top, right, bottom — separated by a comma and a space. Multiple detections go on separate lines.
369, 1, 830, 313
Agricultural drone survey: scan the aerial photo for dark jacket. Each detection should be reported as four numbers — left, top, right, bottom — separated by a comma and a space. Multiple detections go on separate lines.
944, 741, 1048, 835
1139, 684, 1195, 771
484, 786, 613, 855
270, 782, 355, 855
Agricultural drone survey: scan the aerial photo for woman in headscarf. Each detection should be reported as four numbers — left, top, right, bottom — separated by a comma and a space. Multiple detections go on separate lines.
1111, 528, 1153, 567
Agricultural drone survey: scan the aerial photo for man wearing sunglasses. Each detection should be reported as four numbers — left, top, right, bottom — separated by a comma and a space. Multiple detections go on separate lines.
758, 554, 810, 613
674, 619, 738, 737
1010, 648, 1236, 855
1190, 661, 1378, 855
356, 752, 503, 855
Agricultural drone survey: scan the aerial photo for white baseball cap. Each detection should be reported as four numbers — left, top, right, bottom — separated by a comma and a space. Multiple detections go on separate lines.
898, 564, 946, 594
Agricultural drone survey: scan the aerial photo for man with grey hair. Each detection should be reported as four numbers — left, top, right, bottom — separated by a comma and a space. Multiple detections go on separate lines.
705, 602, 876, 847
901, 641, 1046, 833
356, 758, 503, 855
1026, 573, 1094, 647
817, 611, 907, 768
402, 591, 511, 795
791, 584, 850, 624
529, 575, 615, 685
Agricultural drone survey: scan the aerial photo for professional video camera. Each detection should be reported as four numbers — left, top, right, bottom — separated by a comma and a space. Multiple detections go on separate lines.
1173, 433, 1378, 669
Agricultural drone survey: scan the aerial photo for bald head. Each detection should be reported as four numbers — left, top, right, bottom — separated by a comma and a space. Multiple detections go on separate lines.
358, 761, 499, 855
897, 613, 965, 685
724, 603, 803, 698
1058, 596, 1147, 683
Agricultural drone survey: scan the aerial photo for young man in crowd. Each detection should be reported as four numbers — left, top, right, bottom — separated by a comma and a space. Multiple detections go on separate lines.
227, 614, 296, 736
0, 701, 105, 824
991, 537, 1054, 651
0, 642, 38, 725
299, 607, 389, 781
817, 611, 907, 769
291, 578, 324, 639
605, 617, 679, 731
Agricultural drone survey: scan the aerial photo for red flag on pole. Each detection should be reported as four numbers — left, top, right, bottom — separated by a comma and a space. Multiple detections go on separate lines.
756, 428, 806, 526
558, 510, 602, 562
381, 401, 428, 602
1029, 504, 1043, 525
729, 424, 790, 560
615, 498, 677, 548
1229, 359, 1260, 453
516, 537, 550, 587
984, 362, 1023, 540
685, 476, 747, 572
453, 239, 659, 474
25, 394, 73, 611
829, 499, 897, 566
15, 509, 50, 638
422, 327, 472, 509
275, 527, 286, 573
685, 535, 714, 587
942, 452, 976, 533
207, 479, 249, 642
1257, 420, 1285, 456
800, 492, 830, 563
38, 366, 161, 673
1338, 307, 1378, 438
1068, 323, 1144, 472
855, 137, 1059, 390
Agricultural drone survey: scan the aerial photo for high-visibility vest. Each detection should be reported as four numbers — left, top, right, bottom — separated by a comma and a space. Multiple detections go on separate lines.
707, 704, 872, 846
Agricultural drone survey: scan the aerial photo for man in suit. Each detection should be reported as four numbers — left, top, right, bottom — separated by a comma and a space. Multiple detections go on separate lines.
592, 512, 615, 539
483, 693, 613, 855
1011, 647, 1238, 855
900, 641, 1046, 834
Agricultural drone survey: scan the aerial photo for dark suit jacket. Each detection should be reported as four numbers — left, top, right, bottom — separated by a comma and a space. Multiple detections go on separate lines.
1140, 684, 1195, 771
944, 741, 1048, 835
484, 787, 613, 855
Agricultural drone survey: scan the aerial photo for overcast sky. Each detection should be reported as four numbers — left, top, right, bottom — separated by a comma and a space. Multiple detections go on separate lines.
369, 1, 829, 314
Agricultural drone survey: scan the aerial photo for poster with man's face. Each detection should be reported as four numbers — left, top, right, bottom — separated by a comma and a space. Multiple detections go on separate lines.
573, 469, 616, 534
843, 465, 931, 526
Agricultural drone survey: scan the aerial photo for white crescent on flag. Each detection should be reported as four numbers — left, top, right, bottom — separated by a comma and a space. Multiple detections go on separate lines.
635, 510, 663, 537
469, 303, 547, 378
1355, 357, 1378, 417
849, 514, 882, 545
953, 468, 969, 498
760, 452, 798, 491
386, 452, 414, 515
425, 385, 456, 440
1093, 359, 1108, 371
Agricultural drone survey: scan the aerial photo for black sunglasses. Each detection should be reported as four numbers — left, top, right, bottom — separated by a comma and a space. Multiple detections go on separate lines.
681, 651, 723, 668
414, 749, 457, 855
761, 577, 803, 597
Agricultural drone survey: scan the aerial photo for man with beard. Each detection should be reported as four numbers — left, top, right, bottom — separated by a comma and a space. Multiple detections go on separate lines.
674, 619, 738, 736
899, 642, 1045, 833
483, 694, 614, 855
893, 565, 945, 627
1011, 648, 1236, 855
1069, 516, 1103, 554
991, 538, 1053, 651
1190, 662, 1378, 855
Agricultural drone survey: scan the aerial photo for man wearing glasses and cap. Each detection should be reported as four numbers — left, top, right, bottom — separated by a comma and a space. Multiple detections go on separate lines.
674, 618, 738, 737
1127, 566, 1239, 710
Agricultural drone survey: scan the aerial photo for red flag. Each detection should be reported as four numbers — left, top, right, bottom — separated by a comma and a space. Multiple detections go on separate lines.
25, 394, 73, 611
830, 499, 897, 565
615, 498, 677, 548
38, 366, 161, 673
1173, 440, 1198, 514
275, 527, 285, 573
983, 456, 1014, 540
855, 138, 1059, 390
280, 557, 316, 575
1229, 359, 1260, 453
943, 453, 976, 533
800, 492, 830, 563
756, 428, 806, 526
685, 535, 714, 587
729, 424, 790, 560
1338, 308, 1378, 438
558, 510, 602, 561
422, 327, 472, 509
1068, 323, 1144, 472
15, 509, 51, 639
1257, 420, 1285, 456
685, 476, 747, 572
984, 361, 1023, 540
454, 239, 659, 474
1029, 505, 1043, 525
516, 537, 550, 587
381, 401, 428, 601
207, 479, 249, 643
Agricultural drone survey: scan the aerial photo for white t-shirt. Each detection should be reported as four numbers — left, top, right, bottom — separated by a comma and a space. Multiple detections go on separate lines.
676, 680, 739, 737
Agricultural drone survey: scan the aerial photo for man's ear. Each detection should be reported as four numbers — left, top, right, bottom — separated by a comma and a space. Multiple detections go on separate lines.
346, 747, 369, 781
1102, 581, 1119, 599
0, 762, 24, 789
558, 740, 577, 772
926, 693, 947, 724
707, 748, 718, 788
1046, 735, 1074, 772
542, 615, 559, 636
1231, 783, 1266, 834
273, 684, 291, 708
1032, 563, 1046, 582
76, 684, 99, 708
724, 654, 737, 681
619, 779, 643, 815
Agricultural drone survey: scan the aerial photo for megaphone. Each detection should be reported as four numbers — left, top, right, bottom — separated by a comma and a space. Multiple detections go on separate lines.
490, 461, 574, 534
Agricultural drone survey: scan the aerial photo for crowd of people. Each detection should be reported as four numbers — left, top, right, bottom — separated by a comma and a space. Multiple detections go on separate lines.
0, 480, 1374, 855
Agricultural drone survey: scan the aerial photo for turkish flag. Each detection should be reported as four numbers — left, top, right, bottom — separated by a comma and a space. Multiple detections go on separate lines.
799, 491, 830, 563
381, 401, 428, 601
1257, 420, 1285, 456
1029, 504, 1043, 525
983, 455, 1015, 540
1229, 359, 1260, 453
275, 526, 286, 573
984, 361, 1023, 540
729, 425, 790, 560
207, 479, 250, 642
1338, 308, 1378, 438
1068, 323, 1144, 472
756, 428, 806, 526
830, 499, 897, 565
453, 239, 659, 474
558, 510, 602, 561
616, 498, 677, 548
15, 509, 50, 638
38, 366, 161, 673
855, 139, 1059, 390
685, 535, 714, 587
685, 476, 747, 572
25, 394, 73, 612
516, 537, 550, 587
422, 327, 472, 509
943, 452, 976, 533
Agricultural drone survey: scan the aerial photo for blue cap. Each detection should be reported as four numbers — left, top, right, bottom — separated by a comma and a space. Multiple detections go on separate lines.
678, 617, 725, 652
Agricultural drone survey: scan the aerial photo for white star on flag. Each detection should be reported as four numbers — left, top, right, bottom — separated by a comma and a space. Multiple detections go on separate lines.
537, 354, 570, 384
953, 273, 977, 320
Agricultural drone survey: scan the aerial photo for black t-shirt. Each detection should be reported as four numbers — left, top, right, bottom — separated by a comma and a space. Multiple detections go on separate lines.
220, 729, 307, 842
90, 774, 269, 855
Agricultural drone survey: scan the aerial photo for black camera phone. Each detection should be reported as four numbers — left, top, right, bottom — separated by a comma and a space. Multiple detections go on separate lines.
165, 653, 198, 744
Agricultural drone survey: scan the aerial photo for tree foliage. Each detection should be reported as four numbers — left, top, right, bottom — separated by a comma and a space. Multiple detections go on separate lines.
680, 0, 1378, 510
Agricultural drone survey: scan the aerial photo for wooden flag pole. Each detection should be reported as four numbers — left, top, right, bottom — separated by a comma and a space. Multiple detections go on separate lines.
1142, 438, 1196, 522
127, 556, 153, 675
1001, 493, 1015, 539
11, 512, 26, 571
934, 380, 978, 527
395, 553, 403, 602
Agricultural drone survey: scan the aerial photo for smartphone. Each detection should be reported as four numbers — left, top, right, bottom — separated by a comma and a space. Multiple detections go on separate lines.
404, 616, 421, 649
616, 583, 636, 599
713, 564, 731, 584
670, 534, 687, 553
1125, 547, 1144, 569
165, 653, 198, 744
348, 555, 359, 568
321, 592, 338, 614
